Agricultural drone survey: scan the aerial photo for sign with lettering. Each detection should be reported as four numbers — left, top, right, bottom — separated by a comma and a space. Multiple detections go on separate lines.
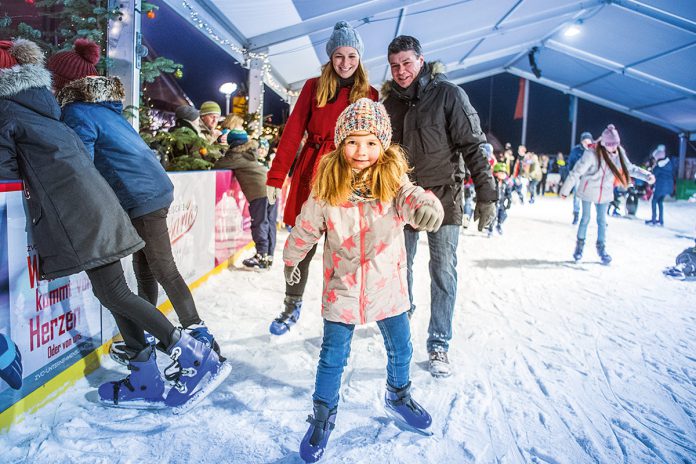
0, 185, 102, 412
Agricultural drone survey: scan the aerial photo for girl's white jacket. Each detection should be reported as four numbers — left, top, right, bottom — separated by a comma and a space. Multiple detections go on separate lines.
560, 147, 652, 204
283, 178, 442, 325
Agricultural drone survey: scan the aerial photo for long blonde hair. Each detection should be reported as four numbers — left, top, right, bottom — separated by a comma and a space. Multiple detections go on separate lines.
313, 142, 410, 206
315, 61, 371, 108
595, 143, 630, 188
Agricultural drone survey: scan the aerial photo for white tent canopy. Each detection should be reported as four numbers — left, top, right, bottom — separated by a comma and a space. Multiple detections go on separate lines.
163, 0, 696, 134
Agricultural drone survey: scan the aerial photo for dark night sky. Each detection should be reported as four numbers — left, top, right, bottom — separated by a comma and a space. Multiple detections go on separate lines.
460, 74, 694, 164
141, 1, 693, 165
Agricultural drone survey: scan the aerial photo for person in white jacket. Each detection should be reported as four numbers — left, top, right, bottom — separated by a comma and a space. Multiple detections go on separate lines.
560, 124, 654, 264
283, 99, 443, 462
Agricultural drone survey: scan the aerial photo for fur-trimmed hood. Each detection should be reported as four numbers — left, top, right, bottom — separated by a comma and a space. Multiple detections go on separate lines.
228, 138, 260, 161
380, 61, 446, 100
0, 64, 52, 98
56, 76, 125, 107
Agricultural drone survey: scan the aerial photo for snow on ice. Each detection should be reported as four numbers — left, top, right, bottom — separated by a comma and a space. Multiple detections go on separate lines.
2, 197, 695, 463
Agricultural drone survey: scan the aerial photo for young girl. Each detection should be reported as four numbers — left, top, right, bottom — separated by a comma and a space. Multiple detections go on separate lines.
561, 124, 654, 264
266, 21, 378, 335
283, 99, 444, 462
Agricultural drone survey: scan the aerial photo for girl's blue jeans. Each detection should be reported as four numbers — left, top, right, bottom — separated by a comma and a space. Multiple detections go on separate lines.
577, 200, 609, 243
313, 312, 412, 409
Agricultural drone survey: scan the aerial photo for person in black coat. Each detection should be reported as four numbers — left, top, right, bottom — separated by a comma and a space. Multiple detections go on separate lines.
382, 35, 497, 378
0, 39, 227, 410
48, 39, 222, 362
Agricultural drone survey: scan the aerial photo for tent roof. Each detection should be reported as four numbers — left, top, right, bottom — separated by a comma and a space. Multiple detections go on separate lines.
163, 0, 696, 133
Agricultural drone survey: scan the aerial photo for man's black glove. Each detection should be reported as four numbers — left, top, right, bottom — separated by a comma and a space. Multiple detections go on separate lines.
474, 201, 496, 232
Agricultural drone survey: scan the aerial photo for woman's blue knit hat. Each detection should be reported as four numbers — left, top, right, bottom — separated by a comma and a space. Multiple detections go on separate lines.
326, 21, 364, 58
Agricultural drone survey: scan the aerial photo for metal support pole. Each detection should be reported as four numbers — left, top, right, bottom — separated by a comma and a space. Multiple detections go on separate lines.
570, 95, 578, 152
678, 132, 687, 179
248, 56, 265, 135
521, 78, 530, 146
107, 0, 141, 130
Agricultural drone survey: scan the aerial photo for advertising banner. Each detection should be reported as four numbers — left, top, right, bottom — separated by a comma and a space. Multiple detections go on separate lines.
0, 186, 102, 414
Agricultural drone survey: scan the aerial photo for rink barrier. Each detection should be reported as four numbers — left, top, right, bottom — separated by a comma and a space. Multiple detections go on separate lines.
0, 247, 252, 430
0, 171, 277, 429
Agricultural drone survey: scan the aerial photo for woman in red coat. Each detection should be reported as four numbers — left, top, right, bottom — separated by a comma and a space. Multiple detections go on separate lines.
266, 21, 378, 335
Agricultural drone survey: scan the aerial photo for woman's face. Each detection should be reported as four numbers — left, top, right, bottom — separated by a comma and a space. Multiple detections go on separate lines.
332, 47, 360, 79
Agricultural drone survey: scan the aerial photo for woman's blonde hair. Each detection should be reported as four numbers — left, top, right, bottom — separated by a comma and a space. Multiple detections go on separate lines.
315, 60, 371, 108
220, 114, 244, 130
595, 143, 630, 188
312, 141, 410, 206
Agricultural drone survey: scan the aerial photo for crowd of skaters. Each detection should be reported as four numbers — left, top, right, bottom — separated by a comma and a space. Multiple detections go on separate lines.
0, 18, 692, 464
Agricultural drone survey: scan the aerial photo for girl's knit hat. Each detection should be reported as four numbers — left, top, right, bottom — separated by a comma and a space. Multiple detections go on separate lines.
46, 38, 100, 91
334, 98, 391, 149
600, 124, 620, 147
326, 21, 364, 58
0, 39, 44, 69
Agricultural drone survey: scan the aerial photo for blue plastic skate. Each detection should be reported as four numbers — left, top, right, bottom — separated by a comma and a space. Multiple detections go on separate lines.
299, 401, 337, 463
98, 345, 166, 409
384, 382, 433, 436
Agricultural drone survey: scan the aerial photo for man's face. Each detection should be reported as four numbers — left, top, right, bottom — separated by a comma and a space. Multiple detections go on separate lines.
518, 145, 527, 156
201, 114, 219, 130
388, 50, 424, 89
581, 139, 591, 149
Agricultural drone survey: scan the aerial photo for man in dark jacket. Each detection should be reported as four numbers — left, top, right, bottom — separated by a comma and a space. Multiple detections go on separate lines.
567, 131, 593, 224
382, 35, 497, 378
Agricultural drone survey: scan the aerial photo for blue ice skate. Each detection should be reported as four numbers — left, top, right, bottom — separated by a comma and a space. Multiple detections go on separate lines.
299, 401, 337, 463
185, 321, 225, 362
164, 329, 231, 414
0, 333, 22, 390
98, 345, 166, 409
596, 242, 612, 266
384, 382, 433, 435
573, 239, 585, 263
269, 297, 302, 335
109, 331, 157, 366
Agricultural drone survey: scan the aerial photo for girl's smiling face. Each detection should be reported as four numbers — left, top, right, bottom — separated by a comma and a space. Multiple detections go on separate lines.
343, 131, 381, 170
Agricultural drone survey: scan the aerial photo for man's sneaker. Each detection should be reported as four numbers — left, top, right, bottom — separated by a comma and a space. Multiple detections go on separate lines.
428, 351, 452, 378
109, 332, 157, 367
185, 322, 225, 362
384, 381, 432, 434
98, 345, 166, 409
299, 401, 337, 463
269, 297, 302, 335
242, 253, 270, 271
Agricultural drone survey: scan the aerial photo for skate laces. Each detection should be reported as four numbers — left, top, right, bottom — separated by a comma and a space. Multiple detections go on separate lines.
163, 346, 197, 393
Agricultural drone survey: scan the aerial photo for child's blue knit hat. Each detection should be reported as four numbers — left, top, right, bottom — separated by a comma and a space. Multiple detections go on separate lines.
326, 21, 364, 58
227, 128, 248, 146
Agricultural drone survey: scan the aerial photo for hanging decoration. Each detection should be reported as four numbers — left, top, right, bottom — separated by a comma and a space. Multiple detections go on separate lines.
180, 0, 300, 100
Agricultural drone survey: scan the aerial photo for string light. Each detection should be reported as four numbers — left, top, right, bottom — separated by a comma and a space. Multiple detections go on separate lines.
180, 0, 300, 100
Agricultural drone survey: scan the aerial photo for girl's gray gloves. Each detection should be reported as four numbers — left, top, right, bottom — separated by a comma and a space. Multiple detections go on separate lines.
411, 205, 444, 232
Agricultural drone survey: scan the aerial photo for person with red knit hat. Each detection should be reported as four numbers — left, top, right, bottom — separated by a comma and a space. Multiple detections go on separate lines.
1, 38, 229, 412
46, 38, 100, 91
45, 37, 229, 403
560, 124, 655, 265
